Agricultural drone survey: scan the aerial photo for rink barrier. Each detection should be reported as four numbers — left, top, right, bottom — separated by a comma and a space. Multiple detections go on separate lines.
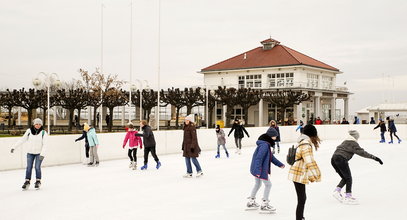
1, 124, 405, 171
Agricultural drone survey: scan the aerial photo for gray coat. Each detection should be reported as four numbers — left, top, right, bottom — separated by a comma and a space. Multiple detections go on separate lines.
333, 136, 375, 161
216, 129, 226, 145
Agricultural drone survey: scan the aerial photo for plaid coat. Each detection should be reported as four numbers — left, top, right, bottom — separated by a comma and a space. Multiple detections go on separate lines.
288, 134, 321, 184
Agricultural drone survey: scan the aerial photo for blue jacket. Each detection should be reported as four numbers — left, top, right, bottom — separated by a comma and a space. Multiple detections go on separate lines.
250, 140, 284, 180
388, 120, 397, 132
87, 128, 99, 147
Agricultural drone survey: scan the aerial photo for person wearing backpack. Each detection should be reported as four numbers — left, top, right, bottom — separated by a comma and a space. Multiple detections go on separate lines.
247, 129, 285, 213
10, 118, 48, 190
331, 130, 383, 205
288, 124, 321, 220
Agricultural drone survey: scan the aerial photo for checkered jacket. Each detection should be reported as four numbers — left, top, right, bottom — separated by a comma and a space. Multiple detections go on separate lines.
288, 135, 321, 184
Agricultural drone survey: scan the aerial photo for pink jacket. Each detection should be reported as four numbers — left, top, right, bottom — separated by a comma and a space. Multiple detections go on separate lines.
122, 130, 143, 149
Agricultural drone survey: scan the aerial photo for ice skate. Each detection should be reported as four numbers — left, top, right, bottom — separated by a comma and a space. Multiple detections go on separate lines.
34, 180, 41, 190
398, 139, 402, 144
379, 139, 385, 143
388, 141, 393, 144
132, 162, 137, 170
95, 161, 99, 167
83, 158, 89, 165
156, 161, 161, 169
245, 197, 259, 210
259, 200, 276, 214
238, 149, 242, 155
22, 180, 30, 190
183, 173, 193, 178
87, 162, 94, 167
215, 153, 220, 158
129, 161, 134, 168
196, 171, 204, 177
332, 190, 343, 202
141, 164, 148, 170
343, 193, 359, 205
226, 152, 229, 158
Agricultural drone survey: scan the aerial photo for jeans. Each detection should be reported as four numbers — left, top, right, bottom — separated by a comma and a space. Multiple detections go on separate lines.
380, 132, 385, 141
25, 153, 43, 180
234, 138, 242, 149
294, 182, 306, 220
331, 155, 352, 193
144, 146, 159, 165
217, 144, 228, 154
185, 157, 202, 174
250, 177, 272, 201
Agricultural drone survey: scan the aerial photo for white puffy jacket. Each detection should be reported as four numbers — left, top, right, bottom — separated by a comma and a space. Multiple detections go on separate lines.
11, 128, 48, 156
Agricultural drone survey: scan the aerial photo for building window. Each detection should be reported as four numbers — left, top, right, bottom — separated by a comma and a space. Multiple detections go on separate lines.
307, 73, 319, 89
322, 76, 333, 90
268, 73, 294, 88
238, 74, 262, 88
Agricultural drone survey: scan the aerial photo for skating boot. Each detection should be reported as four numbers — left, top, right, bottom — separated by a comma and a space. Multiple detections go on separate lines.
95, 161, 99, 167
398, 139, 402, 144
132, 162, 137, 170
215, 153, 220, 158
83, 158, 89, 165
34, 180, 41, 190
141, 164, 148, 170
388, 140, 393, 144
379, 139, 385, 143
238, 149, 242, 155
226, 151, 229, 158
22, 180, 30, 190
183, 173, 193, 178
129, 161, 134, 168
87, 162, 94, 167
343, 193, 359, 205
196, 171, 204, 177
332, 187, 343, 202
245, 197, 259, 210
156, 161, 161, 169
259, 200, 276, 213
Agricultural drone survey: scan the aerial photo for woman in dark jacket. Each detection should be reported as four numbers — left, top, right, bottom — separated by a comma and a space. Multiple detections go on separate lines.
386, 117, 402, 144
182, 114, 203, 178
75, 123, 90, 165
373, 119, 387, 143
228, 118, 250, 155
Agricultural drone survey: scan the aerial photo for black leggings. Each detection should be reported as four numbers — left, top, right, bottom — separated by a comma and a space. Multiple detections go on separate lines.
85, 144, 90, 158
294, 182, 306, 220
128, 148, 138, 162
390, 131, 400, 142
331, 155, 352, 193
144, 146, 159, 165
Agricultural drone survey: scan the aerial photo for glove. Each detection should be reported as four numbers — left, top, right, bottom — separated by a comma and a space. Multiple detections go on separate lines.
140, 146, 143, 149
122, 146, 125, 149
10, 148, 14, 153
75, 139, 78, 142
373, 156, 383, 165
248, 135, 250, 138
39, 156, 45, 161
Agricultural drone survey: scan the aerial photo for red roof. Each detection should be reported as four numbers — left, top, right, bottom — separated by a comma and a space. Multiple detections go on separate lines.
201, 39, 339, 72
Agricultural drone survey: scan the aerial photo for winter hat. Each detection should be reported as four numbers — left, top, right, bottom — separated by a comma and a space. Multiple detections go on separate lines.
83, 123, 90, 132
348, 130, 360, 140
266, 127, 278, 138
185, 114, 195, 123
258, 133, 274, 146
303, 124, 318, 137
32, 118, 43, 125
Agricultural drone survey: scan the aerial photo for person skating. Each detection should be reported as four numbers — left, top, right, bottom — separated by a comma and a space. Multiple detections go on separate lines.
10, 118, 48, 190
288, 124, 321, 220
247, 129, 285, 213
182, 114, 203, 178
135, 120, 161, 170
331, 130, 383, 205
296, 120, 304, 134
75, 123, 90, 165
269, 120, 281, 153
315, 117, 323, 125
369, 117, 376, 124
122, 123, 143, 170
86, 124, 100, 167
386, 117, 402, 144
215, 124, 229, 158
373, 119, 387, 143
228, 118, 250, 155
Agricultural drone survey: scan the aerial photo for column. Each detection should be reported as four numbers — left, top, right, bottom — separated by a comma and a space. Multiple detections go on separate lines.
344, 98, 349, 121
259, 98, 263, 127
53, 106, 57, 126
18, 107, 21, 126
222, 105, 227, 126
296, 102, 303, 125
314, 96, 321, 118
87, 107, 91, 125
331, 94, 337, 123
121, 106, 125, 125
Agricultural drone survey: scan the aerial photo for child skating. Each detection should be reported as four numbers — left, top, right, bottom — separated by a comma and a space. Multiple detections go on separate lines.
215, 124, 229, 158
373, 119, 387, 143
75, 123, 90, 165
331, 130, 383, 204
247, 129, 284, 213
386, 117, 402, 144
122, 123, 143, 170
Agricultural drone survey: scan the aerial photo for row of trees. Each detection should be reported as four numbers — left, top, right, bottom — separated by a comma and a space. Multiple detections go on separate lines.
0, 69, 311, 131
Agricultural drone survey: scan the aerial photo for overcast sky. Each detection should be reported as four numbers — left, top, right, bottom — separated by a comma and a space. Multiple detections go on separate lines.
1, 0, 406, 114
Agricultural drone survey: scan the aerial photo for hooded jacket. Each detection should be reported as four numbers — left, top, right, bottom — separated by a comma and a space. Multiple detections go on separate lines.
86, 128, 99, 147
123, 130, 143, 148
333, 135, 375, 161
182, 123, 201, 158
250, 138, 284, 180
228, 123, 249, 139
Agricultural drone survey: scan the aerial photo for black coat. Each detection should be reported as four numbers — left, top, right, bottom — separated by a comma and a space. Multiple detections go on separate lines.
182, 123, 201, 158
136, 125, 156, 147
228, 123, 249, 139
374, 122, 387, 132
75, 130, 89, 146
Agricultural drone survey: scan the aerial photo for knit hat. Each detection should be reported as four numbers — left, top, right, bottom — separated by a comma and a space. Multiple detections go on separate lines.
258, 133, 274, 146
348, 130, 360, 140
266, 127, 278, 138
185, 114, 195, 123
303, 124, 318, 137
32, 118, 43, 125
83, 123, 90, 132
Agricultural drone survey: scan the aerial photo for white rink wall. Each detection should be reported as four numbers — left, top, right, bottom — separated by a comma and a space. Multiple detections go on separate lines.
1, 124, 405, 171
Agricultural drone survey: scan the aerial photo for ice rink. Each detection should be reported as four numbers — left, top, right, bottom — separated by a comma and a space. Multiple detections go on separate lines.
0, 139, 405, 220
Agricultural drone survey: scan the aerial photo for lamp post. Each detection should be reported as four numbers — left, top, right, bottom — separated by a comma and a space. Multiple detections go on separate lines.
32, 72, 61, 134
135, 80, 149, 122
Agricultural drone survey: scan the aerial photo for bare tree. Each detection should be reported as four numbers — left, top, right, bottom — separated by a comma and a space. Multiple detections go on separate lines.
215, 86, 239, 127
235, 88, 263, 124
0, 90, 18, 127
160, 88, 186, 128
182, 87, 205, 115
55, 88, 89, 131
14, 88, 42, 127
103, 88, 129, 131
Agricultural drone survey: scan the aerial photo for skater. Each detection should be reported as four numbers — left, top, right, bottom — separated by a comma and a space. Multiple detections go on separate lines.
315, 117, 323, 125
182, 114, 203, 178
369, 117, 375, 124
247, 130, 285, 213
296, 120, 304, 134
353, 116, 360, 124
135, 120, 161, 170
386, 117, 402, 144
373, 119, 387, 143
10, 118, 48, 190
122, 123, 143, 170
341, 118, 349, 124
288, 124, 321, 220
215, 124, 229, 158
269, 120, 281, 153
75, 123, 90, 165
331, 130, 383, 205
228, 118, 250, 155
86, 124, 100, 167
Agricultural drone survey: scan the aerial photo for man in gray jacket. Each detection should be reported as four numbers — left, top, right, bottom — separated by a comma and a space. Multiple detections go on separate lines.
331, 130, 383, 205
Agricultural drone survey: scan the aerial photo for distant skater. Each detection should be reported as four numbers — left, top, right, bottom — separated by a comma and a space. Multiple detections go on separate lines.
296, 120, 304, 134
269, 120, 281, 153
228, 118, 250, 155
75, 123, 90, 165
135, 120, 161, 170
215, 125, 229, 158
122, 123, 143, 170
373, 119, 387, 143
386, 117, 401, 144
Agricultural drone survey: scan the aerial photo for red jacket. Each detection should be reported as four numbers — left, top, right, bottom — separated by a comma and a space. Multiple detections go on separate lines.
122, 130, 143, 149
315, 119, 323, 125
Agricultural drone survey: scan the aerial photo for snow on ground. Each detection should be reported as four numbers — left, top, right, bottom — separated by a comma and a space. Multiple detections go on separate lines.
0, 139, 405, 220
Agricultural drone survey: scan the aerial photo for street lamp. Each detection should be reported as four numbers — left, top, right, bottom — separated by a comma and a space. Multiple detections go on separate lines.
32, 72, 61, 134
135, 80, 149, 122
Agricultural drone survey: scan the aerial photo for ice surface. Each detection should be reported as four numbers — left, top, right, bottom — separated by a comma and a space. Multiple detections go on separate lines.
0, 139, 405, 220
